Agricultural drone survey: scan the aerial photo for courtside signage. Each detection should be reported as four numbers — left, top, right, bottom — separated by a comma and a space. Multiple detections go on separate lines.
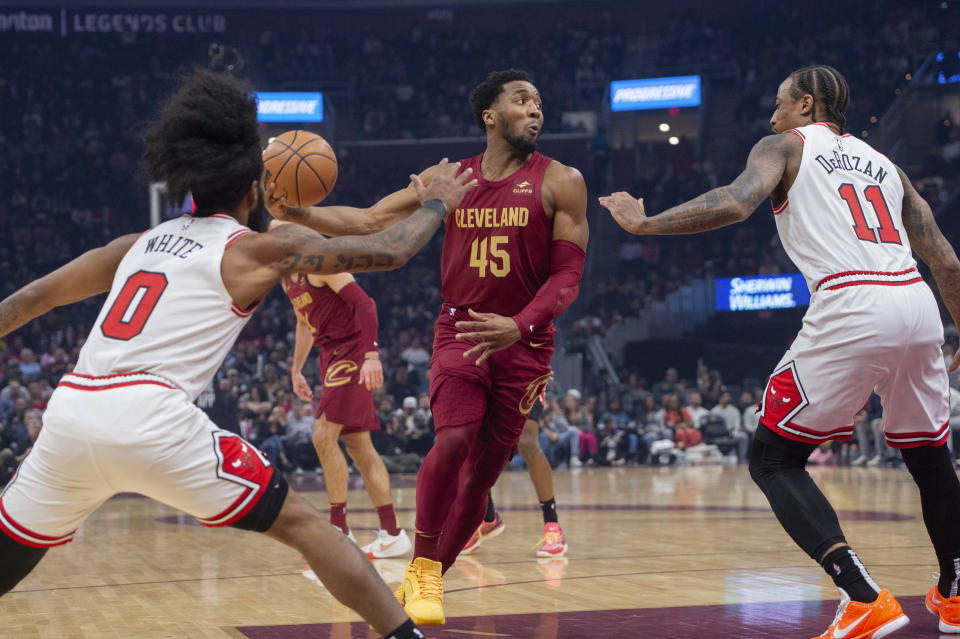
256, 92, 323, 122
715, 273, 810, 311
610, 75, 701, 111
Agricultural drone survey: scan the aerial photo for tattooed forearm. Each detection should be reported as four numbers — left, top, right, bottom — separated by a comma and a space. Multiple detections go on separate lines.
640, 134, 792, 235
642, 187, 748, 234
273, 205, 441, 275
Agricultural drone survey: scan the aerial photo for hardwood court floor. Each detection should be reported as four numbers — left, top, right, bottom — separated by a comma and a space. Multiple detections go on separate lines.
1, 464, 945, 638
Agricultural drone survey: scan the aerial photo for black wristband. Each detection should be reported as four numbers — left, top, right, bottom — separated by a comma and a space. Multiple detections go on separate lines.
422, 198, 447, 219
385, 618, 425, 639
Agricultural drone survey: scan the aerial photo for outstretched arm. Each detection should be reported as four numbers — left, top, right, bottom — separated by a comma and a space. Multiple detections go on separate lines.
898, 166, 960, 371
0, 233, 139, 338
600, 134, 796, 235
265, 166, 437, 237
225, 159, 477, 309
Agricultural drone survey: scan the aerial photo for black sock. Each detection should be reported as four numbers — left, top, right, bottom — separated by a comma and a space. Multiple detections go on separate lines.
385, 619, 425, 639
484, 493, 496, 523
540, 497, 558, 524
820, 547, 880, 603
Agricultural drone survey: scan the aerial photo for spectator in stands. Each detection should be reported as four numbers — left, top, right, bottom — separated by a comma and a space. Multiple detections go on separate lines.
652, 367, 683, 397
285, 400, 317, 473
539, 396, 581, 468
398, 395, 432, 457
739, 391, 760, 444
0, 378, 29, 422
17, 348, 41, 382
687, 392, 709, 429
710, 391, 749, 462
699, 369, 725, 408
400, 336, 431, 373
259, 406, 290, 470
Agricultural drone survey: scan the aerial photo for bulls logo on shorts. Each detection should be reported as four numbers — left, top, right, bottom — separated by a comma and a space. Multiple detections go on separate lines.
198, 432, 273, 527
518, 372, 554, 415
324, 360, 358, 388
759, 361, 814, 437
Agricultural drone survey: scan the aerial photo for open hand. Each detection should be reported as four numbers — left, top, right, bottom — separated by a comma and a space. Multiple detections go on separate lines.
455, 309, 521, 366
264, 180, 301, 223
292, 371, 313, 402
358, 357, 384, 391
411, 158, 478, 216
599, 192, 648, 234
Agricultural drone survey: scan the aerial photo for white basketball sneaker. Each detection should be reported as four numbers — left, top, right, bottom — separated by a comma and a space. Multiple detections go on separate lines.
362, 529, 412, 559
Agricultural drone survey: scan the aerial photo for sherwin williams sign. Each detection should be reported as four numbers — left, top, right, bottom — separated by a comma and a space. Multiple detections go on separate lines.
716, 273, 810, 311
610, 75, 701, 111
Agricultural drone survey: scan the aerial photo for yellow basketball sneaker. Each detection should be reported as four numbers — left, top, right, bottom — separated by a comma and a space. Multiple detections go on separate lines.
398, 557, 445, 626
813, 589, 909, 639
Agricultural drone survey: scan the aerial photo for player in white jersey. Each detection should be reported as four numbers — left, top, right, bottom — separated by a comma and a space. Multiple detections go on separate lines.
602, 64, 960, 638
0, 70, 476, 639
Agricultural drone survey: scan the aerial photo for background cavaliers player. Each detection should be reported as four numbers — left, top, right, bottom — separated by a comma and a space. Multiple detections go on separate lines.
279, 260, 411, 557
602, 65, 960, 638
0, 70, 478, 639
266, 69, 588, 625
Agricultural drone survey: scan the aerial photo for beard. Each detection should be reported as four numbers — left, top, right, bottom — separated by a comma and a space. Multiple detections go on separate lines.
504, 133, 538, 154
245, 188, 268, 232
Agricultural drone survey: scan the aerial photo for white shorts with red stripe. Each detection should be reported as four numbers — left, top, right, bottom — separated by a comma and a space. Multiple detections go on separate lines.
759, 275, 950, 448
0, 372, 275, 547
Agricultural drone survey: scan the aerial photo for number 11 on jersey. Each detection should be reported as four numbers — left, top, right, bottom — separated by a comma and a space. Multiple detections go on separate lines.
470, 235, 511, 278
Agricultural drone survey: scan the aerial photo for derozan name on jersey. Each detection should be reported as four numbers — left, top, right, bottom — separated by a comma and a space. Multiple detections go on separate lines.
814, 150, 889, 184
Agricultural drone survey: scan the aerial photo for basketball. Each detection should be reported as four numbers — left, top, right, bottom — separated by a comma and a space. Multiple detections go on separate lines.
262, 130, 338, 208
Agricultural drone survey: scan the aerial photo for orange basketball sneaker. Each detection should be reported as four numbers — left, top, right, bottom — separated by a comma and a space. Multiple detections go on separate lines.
813, 589, 909, 639
459, 510, 505, 555
925, 584, 960, 633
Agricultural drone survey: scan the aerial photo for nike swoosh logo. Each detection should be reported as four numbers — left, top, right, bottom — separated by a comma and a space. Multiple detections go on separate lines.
835, 611, 872, 638
932, 593, 942, 605
378, 538, 399, 550
529, 341, 546, 348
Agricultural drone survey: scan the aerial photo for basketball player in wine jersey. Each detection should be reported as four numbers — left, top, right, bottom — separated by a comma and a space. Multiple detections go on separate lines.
602, 65, 960, 638
267, 69, 588, 625
0, 70, 478, 639
279, 259, 411, 558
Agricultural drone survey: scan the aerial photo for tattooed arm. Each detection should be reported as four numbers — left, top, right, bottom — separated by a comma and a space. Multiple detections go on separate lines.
225, 159, 476, 309
265, 166, 438, 237
897, 166, 960, 371
600, 133, 799, 235
0, 233, 138, 338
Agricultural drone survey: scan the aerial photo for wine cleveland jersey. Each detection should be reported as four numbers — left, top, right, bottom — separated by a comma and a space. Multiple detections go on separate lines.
775, 123, 915, 292
282, 273, 359, 347
442, 152, 555, 333
74, 214, 257, 400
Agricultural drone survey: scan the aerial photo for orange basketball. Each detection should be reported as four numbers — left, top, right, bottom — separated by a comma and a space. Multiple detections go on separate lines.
262, 130, 338, 208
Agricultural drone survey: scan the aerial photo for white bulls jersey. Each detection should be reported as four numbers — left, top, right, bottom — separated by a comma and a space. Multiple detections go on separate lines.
74, 213, 257, 400
774, 122, 916, 293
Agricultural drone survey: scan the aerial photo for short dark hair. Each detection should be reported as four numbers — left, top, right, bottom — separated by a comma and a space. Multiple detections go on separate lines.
788, 65, 850, 132
142, 69, 262, 214
470, 69, 532, 133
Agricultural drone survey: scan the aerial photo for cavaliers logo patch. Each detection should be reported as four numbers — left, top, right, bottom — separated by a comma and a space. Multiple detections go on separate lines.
324, 360, 358, 387
518, 372, 554, 415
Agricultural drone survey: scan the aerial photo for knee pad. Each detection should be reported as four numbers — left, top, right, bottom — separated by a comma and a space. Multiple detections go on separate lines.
749, 426, 816, 490
903, 443, 956, 491
0, 532, 47, 596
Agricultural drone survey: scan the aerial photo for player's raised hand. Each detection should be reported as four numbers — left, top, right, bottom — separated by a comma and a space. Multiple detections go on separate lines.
599, 192, 648, 234
411, 158, 478, 216
264, 180, 298, 222
292, 371, 313, 402
358, 356, 384, 391
455, 309, 522, 366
